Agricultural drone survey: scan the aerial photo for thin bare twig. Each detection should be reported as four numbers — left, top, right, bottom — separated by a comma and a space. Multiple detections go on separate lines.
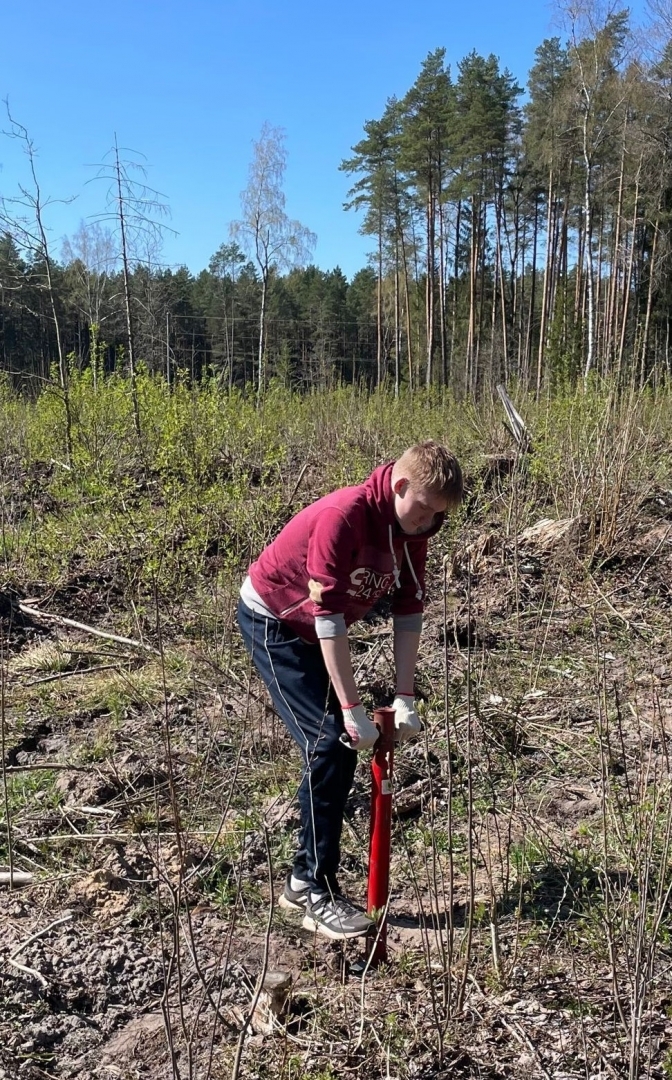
498, 1015, 553, 1080
9, 913, 74, 958
1, 621, 13, 885
230, 825, 275, 1080
6, 955, 49, 987
21, 663, 126, 686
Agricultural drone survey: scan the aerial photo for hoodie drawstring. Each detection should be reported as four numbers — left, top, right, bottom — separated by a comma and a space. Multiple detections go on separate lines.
388, 525, 423, 601
404, 543, 424, 601
388, 525, 401, 588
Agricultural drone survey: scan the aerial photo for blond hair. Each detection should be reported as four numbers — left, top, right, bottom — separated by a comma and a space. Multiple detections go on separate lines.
394, 441, 463, 509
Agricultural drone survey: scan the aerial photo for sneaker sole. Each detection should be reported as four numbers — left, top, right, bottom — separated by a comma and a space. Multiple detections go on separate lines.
278, 893, 308, 913
301, 913, 372, 939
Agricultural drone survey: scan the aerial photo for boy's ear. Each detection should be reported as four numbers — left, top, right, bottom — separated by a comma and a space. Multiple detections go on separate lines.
393, 476, 409, 496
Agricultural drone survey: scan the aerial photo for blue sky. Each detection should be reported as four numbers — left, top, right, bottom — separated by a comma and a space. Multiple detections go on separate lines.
0, 0, 646, 282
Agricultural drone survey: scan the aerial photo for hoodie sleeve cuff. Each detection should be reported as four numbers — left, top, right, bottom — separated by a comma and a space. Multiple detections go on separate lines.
315, 613, 347, 639
393, 613, 423, 634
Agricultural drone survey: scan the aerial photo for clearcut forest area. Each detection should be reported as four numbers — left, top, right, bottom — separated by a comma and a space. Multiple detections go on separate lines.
1, 379, 672, 1080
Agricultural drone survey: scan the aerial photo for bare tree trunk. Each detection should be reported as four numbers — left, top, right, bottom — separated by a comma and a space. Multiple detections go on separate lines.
508, 184, 522, 381
257, 273, 267, 401
582, 119, 596, 382
113, 139, 142, 438
438, 196, 448, 386
410, 213, 423, 386
377, 226, 384, 387
495, 181, 509, 383
536, 169, 554, 398
606, 139, 626, 371
425, 188, 436, 386
466, 196, 478, 395
640, 207, 660, 384
595, 205, 605, 375
476, 196, 488, 392
394, 254, 401, 397
229, 263, 237, 392
525, 196, 539, 391
489, 251, 498, 384
400, 230, 414, 393
451, 199, 462, 394
617, 160, 641, 382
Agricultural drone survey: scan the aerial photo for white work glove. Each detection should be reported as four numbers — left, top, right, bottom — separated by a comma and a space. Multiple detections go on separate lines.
392, 695, 422, 744
340, 705, 379, 751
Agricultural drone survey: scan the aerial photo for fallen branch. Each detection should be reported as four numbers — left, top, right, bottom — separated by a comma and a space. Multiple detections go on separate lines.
16, 604, 160, 655
22, 829, 214, 843
69, 804, 117, 817
3, 763, 92, 773
0, 870, 33, 886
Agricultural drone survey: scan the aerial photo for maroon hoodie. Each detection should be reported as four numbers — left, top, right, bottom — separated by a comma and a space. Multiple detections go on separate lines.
248, 462, 444, 644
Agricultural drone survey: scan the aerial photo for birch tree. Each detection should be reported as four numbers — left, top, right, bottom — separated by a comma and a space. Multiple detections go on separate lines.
231, 123, 315, 399
62, 221, 116, 381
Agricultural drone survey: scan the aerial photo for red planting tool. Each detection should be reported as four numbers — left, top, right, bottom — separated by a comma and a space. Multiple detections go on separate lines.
367, 706, 396, 964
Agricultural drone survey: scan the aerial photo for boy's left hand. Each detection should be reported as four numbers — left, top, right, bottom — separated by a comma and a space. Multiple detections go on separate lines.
392, 695, 422, 743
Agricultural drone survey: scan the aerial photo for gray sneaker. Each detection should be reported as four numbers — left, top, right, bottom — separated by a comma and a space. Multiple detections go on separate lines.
278, 873, 310, 912
302, 891, 373, 939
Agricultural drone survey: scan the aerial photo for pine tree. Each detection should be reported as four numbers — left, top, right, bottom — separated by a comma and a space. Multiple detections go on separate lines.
400, 49, 455, 385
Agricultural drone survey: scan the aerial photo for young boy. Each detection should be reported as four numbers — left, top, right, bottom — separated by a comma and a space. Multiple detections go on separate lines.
237, 441, 463, 939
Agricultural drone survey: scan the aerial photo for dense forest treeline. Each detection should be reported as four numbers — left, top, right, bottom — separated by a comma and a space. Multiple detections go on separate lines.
3, 3, 672, 396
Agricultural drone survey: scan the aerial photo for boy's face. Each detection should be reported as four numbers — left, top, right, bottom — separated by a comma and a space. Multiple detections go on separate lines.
393, 479, 448, 535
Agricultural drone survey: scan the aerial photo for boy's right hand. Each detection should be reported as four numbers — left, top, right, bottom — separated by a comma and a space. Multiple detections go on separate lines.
340, 705, 379, 751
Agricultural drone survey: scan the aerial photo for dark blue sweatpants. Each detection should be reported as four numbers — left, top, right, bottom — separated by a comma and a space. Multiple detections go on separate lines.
237, 598, 357, 893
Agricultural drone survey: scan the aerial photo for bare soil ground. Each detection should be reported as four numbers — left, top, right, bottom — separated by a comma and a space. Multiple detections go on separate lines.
2, 471, 672, 1079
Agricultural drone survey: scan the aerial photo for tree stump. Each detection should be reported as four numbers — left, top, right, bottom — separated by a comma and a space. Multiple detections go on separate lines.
251, 970, 292, 1035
